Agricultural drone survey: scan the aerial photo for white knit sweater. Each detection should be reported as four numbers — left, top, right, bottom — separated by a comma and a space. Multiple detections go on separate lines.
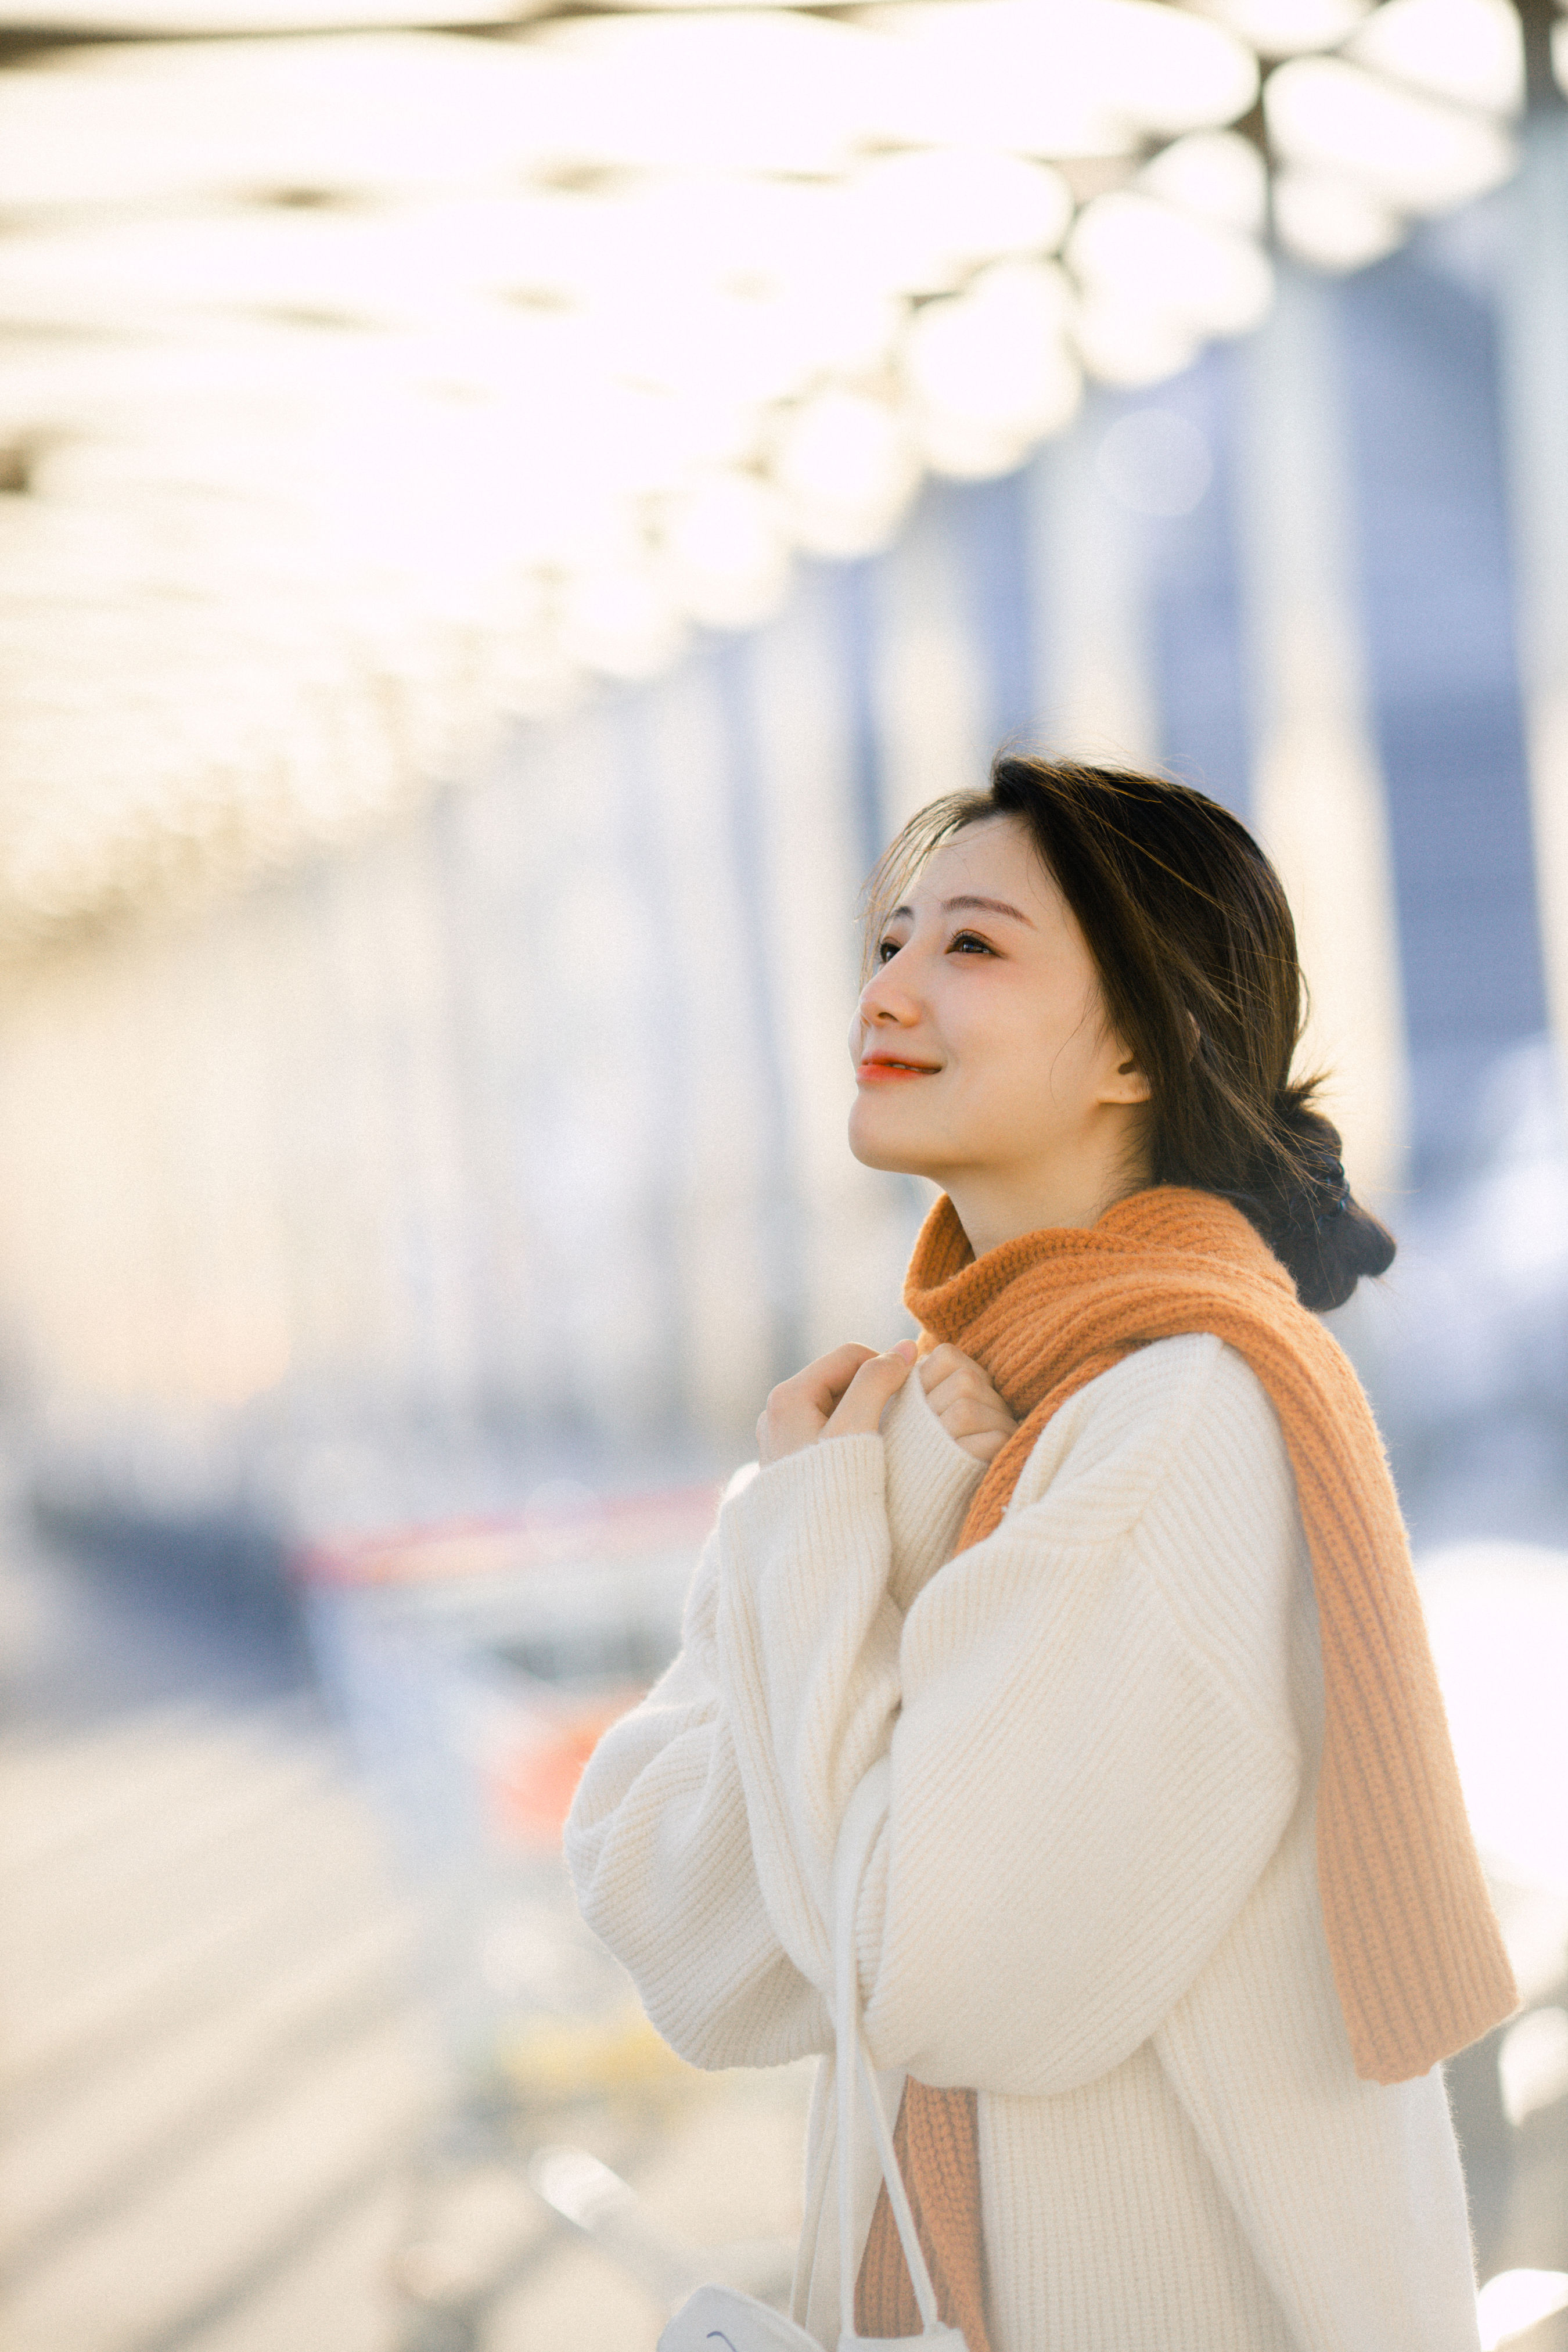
566, 1335, 1481, 2351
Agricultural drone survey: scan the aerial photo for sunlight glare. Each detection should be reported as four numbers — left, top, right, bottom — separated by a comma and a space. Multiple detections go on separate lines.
1498, 2008, 1568, 2131
1417, 1544, 1568, 1894
1477, 2271, 1568, 2352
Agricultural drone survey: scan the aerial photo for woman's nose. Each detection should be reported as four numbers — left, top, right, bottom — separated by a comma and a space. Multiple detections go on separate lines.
857, 961, 920, 1026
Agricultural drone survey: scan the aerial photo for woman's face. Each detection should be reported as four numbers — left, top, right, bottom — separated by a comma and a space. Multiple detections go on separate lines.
847, 817, 1149, 1217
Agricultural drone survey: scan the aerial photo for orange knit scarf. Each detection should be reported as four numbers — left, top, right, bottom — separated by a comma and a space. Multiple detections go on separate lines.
856, 1184, 1516, 2346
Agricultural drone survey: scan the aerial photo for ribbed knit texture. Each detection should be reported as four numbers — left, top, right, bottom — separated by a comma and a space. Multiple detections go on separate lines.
855, 1183, 1516, 2342
854, 2085, 989, 2348
568, 1333, 1486, 2349
908, 1185, 1515, 2077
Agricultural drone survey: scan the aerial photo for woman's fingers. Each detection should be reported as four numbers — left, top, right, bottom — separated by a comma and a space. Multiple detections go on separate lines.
791, 1342, 883, 1415
918, 1343, 1019, 1462
756, 1341, 912, 1463
821, 1346, 915, 1441
924, 1372, 1011, 1429
932, 1379, 1016, 1461
953, 1422, 1013, 1464
927, 1389, 1004, 1438
753, 1330, 1015, 1474
918, 1343, 973, 1391
923, 1363, 1012, 1422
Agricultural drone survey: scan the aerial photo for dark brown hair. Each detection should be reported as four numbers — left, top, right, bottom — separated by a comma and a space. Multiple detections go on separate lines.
862, 754, 1395, 1311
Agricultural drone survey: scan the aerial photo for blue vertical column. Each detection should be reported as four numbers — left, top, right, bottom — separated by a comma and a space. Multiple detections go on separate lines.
1142, 349, 1254, 818
825, 554, 890, 884
945, 469, 1038, 751
1498, 99, 1568, 1116
1231, 261, 1411, 1199
710, 630, 806, 1387
1336, 239, 1548, 1179
608, 689, 695, 1438
822, 473, 1037, 871
1027, 399, 1159, 768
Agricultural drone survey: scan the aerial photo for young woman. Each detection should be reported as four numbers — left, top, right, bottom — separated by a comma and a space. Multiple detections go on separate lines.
566, 758, 1515, 2351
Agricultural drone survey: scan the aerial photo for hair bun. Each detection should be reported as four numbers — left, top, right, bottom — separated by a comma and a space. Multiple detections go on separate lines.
1271, 1095, 1350, 1223
1247, 1087, 1394, 1312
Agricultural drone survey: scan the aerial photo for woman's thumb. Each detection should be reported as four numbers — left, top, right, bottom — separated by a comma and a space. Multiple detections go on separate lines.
856, 1346, 915, 1401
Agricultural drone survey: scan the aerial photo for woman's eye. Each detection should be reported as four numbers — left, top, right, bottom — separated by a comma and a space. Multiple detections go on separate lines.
876, 936, 902, 964
949, 931, 995, 955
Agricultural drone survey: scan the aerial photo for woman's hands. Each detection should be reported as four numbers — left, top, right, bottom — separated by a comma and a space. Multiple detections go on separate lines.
756, 1339, 1019, 1468
757, 1342, 916, 1465
918, 1343, 1018, 1464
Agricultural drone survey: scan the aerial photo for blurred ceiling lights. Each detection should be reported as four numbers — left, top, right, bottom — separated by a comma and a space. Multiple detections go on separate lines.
0, 0, 1557, 947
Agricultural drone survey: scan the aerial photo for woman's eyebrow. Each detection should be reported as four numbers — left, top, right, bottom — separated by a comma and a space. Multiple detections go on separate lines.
941, 894, 1035, 925
885, 895, 1035, 926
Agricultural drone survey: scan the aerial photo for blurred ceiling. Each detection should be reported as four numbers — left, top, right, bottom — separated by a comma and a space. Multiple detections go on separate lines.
0, 0, 1556, 951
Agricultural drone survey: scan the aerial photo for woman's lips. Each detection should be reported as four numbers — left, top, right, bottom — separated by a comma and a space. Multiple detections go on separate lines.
855, 1058, 939, 1084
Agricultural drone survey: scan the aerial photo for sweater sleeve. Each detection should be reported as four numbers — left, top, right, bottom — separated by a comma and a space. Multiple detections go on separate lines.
880, 1364, 986, 1612
714, 1336, 1307, 2099
563, 1522, 832, 2071
562, 1382, 972, 2070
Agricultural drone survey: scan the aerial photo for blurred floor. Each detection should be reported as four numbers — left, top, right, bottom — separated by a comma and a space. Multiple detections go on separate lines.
5, 1477, 1566, 2351
0, 1506, 433, 2352
0, 1496, 811, 2352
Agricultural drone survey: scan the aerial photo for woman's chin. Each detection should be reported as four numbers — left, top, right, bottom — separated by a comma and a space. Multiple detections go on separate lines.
847, 1099, 939, 1177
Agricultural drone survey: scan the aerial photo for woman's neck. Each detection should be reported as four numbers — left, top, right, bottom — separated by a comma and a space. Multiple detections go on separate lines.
945, 1144, 1152, 1262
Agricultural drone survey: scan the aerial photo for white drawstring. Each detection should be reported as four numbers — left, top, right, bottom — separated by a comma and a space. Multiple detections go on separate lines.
832, 1760, 947, 2344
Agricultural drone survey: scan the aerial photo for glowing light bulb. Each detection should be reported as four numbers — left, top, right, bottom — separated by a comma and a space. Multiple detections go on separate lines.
769, 391, 920, 559
842, 148, 1074, 297
0, 0, 1540, 941
1271, 170, 1404, 271
903, 261, 1081, 481
1137, 131, 1268, 236
1188, 0, 1373, 59
1265, 55, 1516, 213
1345, 0, 1524, 119
1070, 294, 1198, 390
1069, 192, 1274, 341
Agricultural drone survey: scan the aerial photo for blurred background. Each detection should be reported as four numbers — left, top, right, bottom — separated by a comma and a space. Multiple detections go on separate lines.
1, 0, 1566, 2345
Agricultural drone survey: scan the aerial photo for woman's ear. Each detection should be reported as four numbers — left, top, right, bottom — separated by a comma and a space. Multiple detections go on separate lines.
1102, 1045, 1152, 1106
